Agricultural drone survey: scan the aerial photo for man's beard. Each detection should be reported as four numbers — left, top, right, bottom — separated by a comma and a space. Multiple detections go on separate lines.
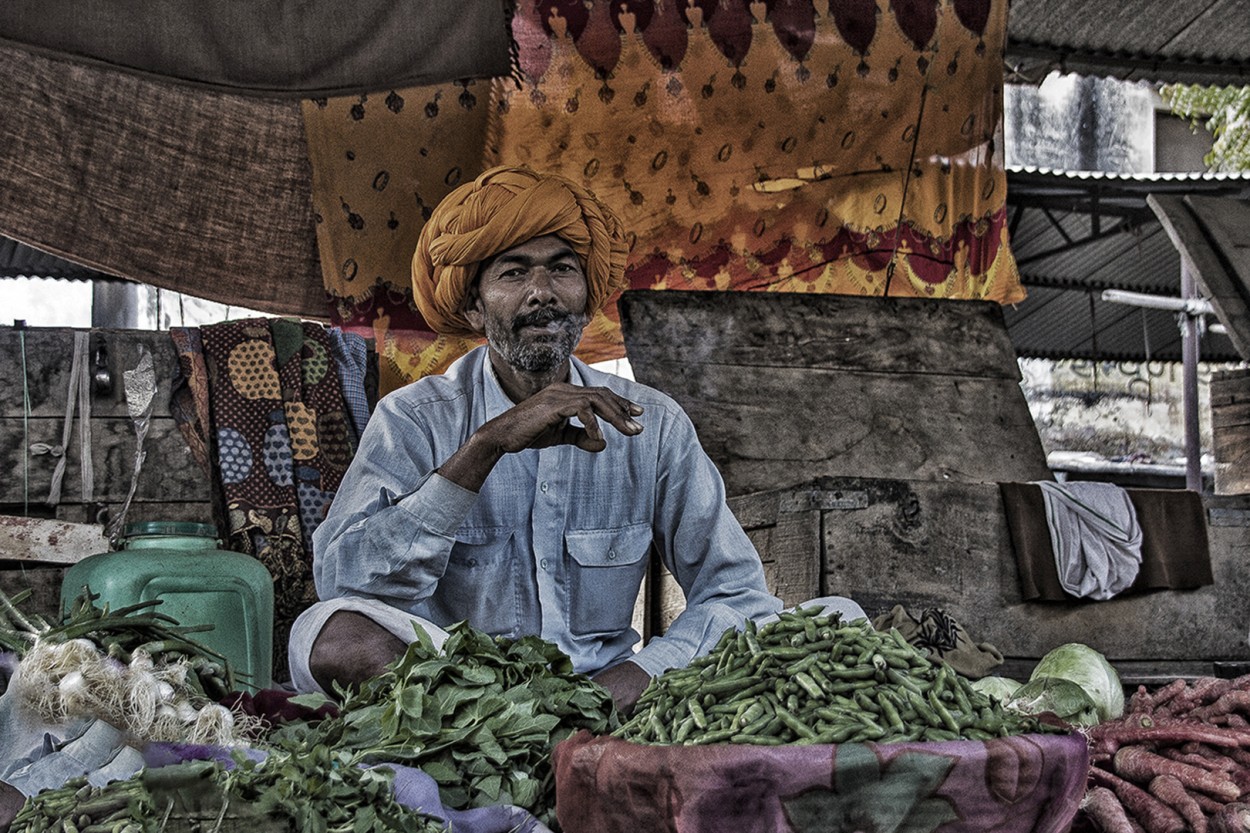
486, 307, 586, 373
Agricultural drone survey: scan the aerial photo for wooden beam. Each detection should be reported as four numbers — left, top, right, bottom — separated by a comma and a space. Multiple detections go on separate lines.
1147, 194, 1250, 360
0, 515, 106, 564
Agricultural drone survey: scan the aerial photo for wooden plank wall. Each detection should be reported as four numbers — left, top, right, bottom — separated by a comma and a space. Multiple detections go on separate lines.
647, 479, 1250, 682
620, 290, 1052, 497
1212, 368, 1250, 495
0, 326, 212, 527
0, 326, 213, 621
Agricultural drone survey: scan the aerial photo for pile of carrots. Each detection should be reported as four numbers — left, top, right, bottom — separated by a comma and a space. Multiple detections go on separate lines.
1083, 675, 1250, 833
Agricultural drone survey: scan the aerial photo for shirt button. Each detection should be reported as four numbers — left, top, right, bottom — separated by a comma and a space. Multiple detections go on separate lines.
540, 481, 549, 493
540, 558, 550, 570
607, 550, 617, 561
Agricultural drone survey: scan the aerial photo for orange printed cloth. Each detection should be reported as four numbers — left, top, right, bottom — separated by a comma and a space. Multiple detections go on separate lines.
302, 0, 1020, 390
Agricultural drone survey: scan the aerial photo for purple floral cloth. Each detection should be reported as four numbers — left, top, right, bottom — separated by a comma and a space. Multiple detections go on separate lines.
553, 731, 1089, 833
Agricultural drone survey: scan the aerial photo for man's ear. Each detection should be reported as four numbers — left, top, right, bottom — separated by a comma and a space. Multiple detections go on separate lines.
462, 282, 486, 334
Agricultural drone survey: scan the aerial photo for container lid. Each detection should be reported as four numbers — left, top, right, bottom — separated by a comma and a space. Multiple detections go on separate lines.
123, 521, 219, 539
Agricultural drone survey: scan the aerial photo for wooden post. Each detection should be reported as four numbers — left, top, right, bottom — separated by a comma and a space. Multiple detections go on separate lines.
1181, 261, 1203, 493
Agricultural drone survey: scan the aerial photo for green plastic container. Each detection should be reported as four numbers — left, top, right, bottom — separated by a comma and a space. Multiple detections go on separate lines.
60, 521, 274, 692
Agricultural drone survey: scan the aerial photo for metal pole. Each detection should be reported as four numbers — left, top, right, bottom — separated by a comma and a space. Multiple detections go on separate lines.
1180, 260, 1202, 493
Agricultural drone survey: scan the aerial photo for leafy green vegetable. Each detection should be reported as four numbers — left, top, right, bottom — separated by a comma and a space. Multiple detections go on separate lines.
1007, 676, 1101, 727
970, 676, 1023, 705
222, 746, 445, 833
280, 621, 618, 828
1029, 643, 1125, 722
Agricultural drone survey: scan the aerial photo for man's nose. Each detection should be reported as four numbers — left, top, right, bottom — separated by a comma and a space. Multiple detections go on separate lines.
524, 269, 558, 304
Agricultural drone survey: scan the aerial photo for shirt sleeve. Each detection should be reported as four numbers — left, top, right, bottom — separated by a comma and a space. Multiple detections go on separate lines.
311, 395, 479, 610
629, 405, 782, 677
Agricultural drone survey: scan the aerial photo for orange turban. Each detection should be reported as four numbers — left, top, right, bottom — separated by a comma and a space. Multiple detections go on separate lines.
411, 166, 630, 337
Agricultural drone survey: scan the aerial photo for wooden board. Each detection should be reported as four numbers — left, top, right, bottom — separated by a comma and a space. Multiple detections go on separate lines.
0, 516, 107, 564
619, 290, 1051, 497
1211, 369, 1250, 495
0, 562, 68, 625
0, 416, 210, 504
0, 327, 180, 419
620, 290, 1024, 379
653, 479, 1250, 668
631, 360, 1050, 495
824, 478, 1250, 663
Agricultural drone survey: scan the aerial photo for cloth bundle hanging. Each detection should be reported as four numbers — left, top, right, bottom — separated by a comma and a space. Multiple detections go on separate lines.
169, 320, 361, 681
999, 482, 1213, 602
1036, 481, 1143, 601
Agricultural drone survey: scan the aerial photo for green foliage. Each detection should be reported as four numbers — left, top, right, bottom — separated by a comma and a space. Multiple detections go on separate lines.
1162, 83, 1250, 171
283, 622, 619, 828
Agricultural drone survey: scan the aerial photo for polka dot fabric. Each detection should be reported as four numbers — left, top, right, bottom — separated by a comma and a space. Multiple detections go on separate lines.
200, 319, 356, 676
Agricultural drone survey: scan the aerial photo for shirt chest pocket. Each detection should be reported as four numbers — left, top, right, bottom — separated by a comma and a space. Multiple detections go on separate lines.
439, 528, 518, 637
565, 523, 652, 637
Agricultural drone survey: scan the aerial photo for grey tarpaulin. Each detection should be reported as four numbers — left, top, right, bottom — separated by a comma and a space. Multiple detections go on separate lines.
0, 1, 511, 98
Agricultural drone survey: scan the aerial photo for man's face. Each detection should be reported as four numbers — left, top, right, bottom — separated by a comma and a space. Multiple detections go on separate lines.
465, 235, 590, 374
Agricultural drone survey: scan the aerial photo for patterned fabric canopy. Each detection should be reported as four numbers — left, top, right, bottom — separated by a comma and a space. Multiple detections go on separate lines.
303, 0, 1021, 390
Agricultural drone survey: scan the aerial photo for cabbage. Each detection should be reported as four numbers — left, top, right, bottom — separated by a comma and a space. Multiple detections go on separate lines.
969, 676, 1023, 704
1006, 677, 1101, 727
1029, 643, 1125, 722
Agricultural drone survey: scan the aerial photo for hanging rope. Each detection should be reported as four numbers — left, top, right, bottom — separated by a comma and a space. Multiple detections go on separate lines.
19, 326, 31, 516
1141, 307, 1153, 415
43, 331, 95, 507
882, 75, 932, 298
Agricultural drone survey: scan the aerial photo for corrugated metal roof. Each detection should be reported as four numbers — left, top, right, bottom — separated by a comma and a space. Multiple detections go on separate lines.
1007, 0, 1250, 85
1004, 167, 1250, 363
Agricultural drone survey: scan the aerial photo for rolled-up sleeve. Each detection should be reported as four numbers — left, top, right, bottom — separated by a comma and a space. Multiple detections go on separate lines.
312, 396, 479, 610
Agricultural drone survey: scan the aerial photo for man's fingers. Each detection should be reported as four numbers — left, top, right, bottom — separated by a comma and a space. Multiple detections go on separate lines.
579, 406, 603, 444
558, 423, 607, 452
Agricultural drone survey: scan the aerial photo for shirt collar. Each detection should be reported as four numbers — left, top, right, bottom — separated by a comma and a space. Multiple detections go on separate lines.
481, 349, 587, 420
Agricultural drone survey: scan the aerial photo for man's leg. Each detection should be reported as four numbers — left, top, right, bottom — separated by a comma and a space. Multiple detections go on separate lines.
289, 598, 451, 694
308, 611, 408, 694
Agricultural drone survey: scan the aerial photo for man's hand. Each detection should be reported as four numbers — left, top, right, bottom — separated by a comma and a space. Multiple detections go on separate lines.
591, 660, 651, 716
485, 383, 643, 454
439, 383, 644, 492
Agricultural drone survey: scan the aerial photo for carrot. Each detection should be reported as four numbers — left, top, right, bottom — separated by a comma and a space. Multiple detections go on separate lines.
1093, 725, 1245, 755
1115, 747, 1242, 802
1196, 693, 1250, 721
1090, 768, 1187, 833
1211, 804, 1250, 833
1226, 748, 1250, 768
1169, 679, 1229, 717
1163, 747, 1238, 773
1085, 786, 1143, 833
1152, 679, 1192, 711
1191, 790, 1225, 815
1149, 775, 1208, 833
1130, 686, 1158, 716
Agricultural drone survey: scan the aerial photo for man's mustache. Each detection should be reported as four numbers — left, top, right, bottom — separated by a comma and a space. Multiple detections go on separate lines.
512, 308, 573, 331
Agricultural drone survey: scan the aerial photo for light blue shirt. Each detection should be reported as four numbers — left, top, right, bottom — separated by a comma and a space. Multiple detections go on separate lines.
311, 346, 780, 677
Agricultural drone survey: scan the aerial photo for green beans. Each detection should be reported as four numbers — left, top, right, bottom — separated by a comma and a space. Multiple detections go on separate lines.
615, 610, 1055, 746
8, 776, 155, 833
